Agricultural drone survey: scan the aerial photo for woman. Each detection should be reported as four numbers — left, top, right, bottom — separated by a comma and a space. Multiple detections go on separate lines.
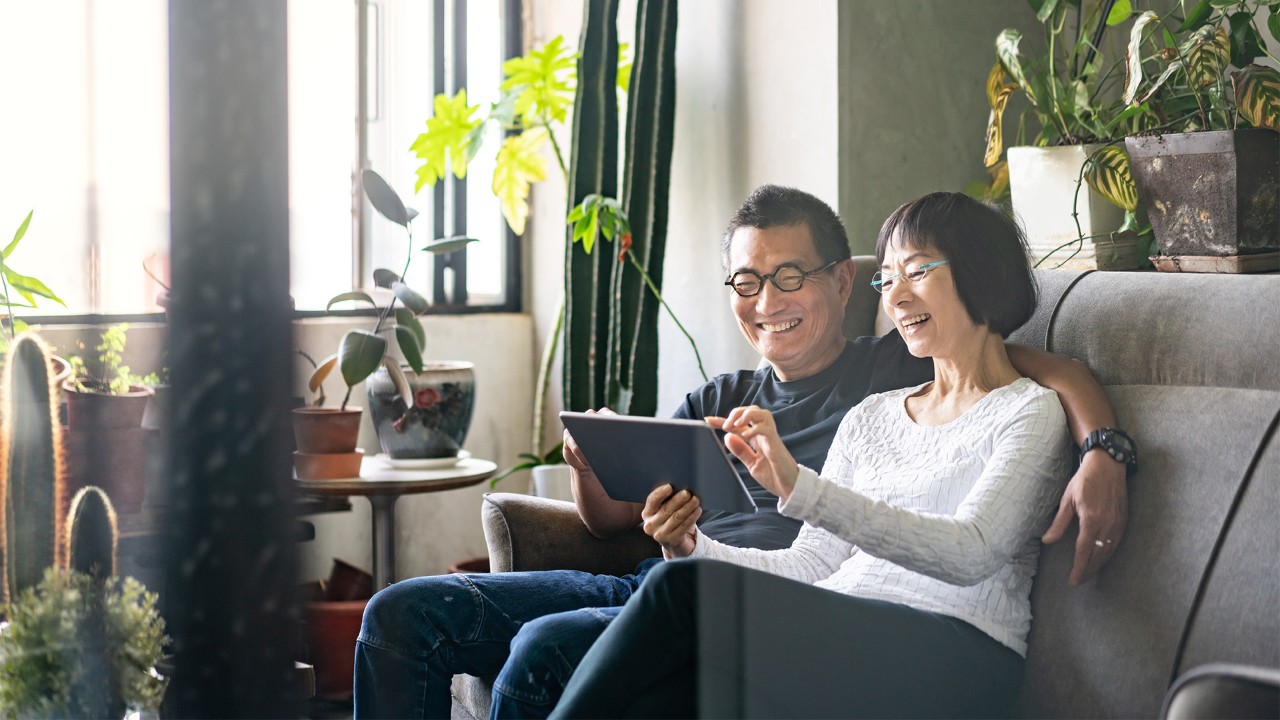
549, 192, 1071, 719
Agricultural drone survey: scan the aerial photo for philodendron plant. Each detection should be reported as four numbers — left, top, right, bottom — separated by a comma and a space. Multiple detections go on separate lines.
1, 211, 65, 353
307, 168, 476, 411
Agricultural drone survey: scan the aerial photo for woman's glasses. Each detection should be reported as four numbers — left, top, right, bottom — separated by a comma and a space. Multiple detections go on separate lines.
869, 260, 949, 294
724, 260, 840, 297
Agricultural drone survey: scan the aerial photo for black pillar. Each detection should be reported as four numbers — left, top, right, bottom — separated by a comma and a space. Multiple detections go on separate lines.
165, 0, 299, 716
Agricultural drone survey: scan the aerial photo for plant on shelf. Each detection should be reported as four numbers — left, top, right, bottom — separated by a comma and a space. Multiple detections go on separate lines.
409, 1, 698, 485
66, 323, 152, 396
0, 211, 65, 355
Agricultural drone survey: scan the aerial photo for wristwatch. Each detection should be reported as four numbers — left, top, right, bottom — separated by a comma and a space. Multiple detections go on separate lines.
1080, 427, 1138, 477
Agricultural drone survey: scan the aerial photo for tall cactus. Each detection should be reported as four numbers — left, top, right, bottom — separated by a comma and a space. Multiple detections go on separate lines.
564, 0, 679, 416
0, 331, 66, 604
66, 485, 118, 580
564, 0, 621, 413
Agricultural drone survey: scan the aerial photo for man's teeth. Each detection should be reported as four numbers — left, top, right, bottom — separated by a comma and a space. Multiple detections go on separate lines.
902, 314, 931, 327
762, 319, 800, 332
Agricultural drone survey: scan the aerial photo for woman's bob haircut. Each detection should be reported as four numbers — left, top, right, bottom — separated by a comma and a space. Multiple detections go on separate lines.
875, 192, 1036, 338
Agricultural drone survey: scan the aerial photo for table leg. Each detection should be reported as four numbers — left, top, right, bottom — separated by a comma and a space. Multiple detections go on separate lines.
368, 495, 398, 590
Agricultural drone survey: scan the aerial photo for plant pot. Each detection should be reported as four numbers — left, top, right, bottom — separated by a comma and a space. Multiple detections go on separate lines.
64, 427, 159, 515
291, 407, 362, 454
532, 464, 574, 503
293, 450, 364, 480
447, 557, 489, 574
1125, 128, 1279, 267
1008, 145, 1141, 269
142, 383, 170, 429
62, 381, 153, 431
366, 361, 475, 459
305, 599, 369, 701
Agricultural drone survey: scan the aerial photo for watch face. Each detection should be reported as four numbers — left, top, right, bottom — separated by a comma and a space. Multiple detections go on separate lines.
1100, 429, 1135, 464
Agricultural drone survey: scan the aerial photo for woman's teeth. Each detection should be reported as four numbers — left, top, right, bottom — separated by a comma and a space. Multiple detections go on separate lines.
902, 314, 931, 328
761, 319, 800, 332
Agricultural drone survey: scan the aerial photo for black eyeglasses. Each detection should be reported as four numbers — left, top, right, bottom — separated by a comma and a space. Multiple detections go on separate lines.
724, 260, 840, 297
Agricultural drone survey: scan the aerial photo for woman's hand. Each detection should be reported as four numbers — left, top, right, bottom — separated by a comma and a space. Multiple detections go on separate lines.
708, 406, 799, 501
642, 484, 701, 558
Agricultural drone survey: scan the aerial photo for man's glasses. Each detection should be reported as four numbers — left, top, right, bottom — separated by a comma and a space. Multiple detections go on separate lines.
724, 260, 840, 297
869, 260, 949, 294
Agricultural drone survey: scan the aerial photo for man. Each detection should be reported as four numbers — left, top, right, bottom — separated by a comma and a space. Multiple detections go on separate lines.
353, 185, 1129, 719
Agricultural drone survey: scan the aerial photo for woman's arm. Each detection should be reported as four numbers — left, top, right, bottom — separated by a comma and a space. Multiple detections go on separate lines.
1007, 344, 1128, 586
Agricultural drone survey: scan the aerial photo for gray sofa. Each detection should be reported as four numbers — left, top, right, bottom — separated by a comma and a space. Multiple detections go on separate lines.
455, 261, 1280, 719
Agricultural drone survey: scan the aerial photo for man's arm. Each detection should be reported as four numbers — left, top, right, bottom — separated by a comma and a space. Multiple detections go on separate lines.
1007, 344, 1128, 587
563, 421, 644, 538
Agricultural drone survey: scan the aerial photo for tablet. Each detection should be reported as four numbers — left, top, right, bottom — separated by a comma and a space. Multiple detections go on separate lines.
559, 411, 757, 514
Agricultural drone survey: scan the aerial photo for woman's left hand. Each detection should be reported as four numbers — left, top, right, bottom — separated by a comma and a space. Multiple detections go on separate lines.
708, 406, 799, 501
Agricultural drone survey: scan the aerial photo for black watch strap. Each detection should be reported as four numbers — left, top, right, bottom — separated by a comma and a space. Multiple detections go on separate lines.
1080, 427, 1138, 477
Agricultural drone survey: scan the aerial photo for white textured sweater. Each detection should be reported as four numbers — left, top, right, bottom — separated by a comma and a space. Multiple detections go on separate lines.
691, 378, 1070, 656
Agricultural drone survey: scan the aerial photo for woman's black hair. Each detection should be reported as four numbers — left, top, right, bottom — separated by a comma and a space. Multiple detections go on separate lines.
875, 192, 1035, 338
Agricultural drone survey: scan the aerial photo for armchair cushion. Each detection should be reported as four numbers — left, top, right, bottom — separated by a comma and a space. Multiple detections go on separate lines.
482, 492, 660, 574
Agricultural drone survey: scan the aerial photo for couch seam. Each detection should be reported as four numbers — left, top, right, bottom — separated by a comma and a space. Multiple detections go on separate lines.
1169, 404, 1280, 685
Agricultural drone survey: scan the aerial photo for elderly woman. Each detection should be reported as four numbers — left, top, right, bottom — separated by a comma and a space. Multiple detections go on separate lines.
548, 192, 1071, 719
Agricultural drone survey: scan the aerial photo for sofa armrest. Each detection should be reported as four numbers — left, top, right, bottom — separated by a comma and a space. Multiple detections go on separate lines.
481, 492, 660, 574
1162, 664, 1280, 719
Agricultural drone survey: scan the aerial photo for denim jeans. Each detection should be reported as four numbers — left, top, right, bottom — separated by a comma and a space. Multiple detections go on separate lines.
552, 558, 1024, 719
353, 559, 660, 719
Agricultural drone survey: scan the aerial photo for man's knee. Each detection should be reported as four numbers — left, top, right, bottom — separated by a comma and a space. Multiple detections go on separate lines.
359, 575, 469, 653
509, 608, 615, 671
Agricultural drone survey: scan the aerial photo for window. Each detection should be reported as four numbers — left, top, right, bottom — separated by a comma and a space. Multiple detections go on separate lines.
0, 0, 519, 318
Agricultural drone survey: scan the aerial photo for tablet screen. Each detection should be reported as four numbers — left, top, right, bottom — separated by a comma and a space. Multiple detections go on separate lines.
560, 412, 757, 514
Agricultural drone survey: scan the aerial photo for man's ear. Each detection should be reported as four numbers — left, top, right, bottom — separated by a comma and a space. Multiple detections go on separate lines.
834, 258, 856, 303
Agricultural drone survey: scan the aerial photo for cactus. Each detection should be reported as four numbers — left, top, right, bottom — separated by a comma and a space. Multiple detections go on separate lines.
0, 331, 66, 605
66, 485, 119, 580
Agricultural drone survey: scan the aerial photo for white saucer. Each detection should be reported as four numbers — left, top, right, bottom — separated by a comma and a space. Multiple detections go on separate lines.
376, 449, 471, 469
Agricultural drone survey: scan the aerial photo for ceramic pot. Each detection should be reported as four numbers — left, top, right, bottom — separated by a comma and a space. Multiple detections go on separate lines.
62, 381, 153, 431
305, 599, 369, 700
366, 361, 475, 459
291, 407, 362, 454
532, 464, 575, 503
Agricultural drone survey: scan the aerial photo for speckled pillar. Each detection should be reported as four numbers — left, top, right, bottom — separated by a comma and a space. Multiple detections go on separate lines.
164, 1, 300, 716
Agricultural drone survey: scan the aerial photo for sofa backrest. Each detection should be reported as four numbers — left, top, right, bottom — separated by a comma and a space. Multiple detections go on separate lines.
844, 260, 1280, 718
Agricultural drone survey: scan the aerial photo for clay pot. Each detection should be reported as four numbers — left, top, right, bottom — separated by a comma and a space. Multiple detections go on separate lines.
447, 557, 490, 574
293, 450, 363, 481
291, 407, 362, 454
62, 381, 153, 431
306, 599, 369, 701
325, 558, 373, 602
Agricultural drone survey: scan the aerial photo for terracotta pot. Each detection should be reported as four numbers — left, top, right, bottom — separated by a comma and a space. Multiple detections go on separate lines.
62, 381, 153, 431
293, 450, 363, 480
447, 557, 490, 574
292, 407, 362, 454
306, 599, 369, 701
325, 558, 374, 602
64, 427, 158, 515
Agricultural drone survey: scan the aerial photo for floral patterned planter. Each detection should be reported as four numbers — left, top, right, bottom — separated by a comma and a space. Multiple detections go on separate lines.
366, 361, 475, 459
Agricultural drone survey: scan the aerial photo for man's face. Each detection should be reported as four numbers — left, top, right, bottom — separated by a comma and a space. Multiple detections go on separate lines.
725, 223, 853, 381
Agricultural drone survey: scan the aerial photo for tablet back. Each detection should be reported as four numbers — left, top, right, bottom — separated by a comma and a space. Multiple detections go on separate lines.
559, 412, 757, 514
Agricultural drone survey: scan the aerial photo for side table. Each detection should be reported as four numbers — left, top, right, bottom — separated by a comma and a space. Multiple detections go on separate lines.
297, 456, 496, 589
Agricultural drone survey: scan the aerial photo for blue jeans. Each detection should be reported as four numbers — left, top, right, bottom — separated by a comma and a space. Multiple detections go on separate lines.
353, 559, 660, 719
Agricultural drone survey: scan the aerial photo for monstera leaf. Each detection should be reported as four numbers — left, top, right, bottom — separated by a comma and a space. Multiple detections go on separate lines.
492, 128, 548, 236
410, 89, 484, 192
1083, 146, 1139, 213
984, 62, 1019, 167
500, 35, 577, 127
1232, 63, 1280, 131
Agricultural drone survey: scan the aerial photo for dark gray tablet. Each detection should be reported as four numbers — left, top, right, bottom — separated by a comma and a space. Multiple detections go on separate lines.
559, 411, 757, 514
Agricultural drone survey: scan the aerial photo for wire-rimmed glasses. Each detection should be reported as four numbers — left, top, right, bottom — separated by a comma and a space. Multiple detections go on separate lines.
869, 260, 949, 294
724, 259, 840, 297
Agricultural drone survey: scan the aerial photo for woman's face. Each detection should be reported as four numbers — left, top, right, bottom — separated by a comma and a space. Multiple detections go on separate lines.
879, 235, 981, 360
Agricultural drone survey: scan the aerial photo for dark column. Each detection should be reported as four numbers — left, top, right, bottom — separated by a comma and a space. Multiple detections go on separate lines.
165, 1, 299, 716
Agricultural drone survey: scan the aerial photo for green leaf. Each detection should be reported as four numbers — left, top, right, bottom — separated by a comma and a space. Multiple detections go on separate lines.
326, 291, 377, 311
1182, 26, 1231, 89
1033, 0, 1061, 22
409, 89, 484, 192
488, 460, 540, 486
1227, 11, 1266, 68
1106, 0, 1133, 25
3, 210, 33, 259
996, 29, 1030, 93
1231, 63, 1280, 130
1104, 101, 1150, 131
984, 63, 1017, 167
617, 42, 633, 93
500, 35, 578, 126
1124, 11, 1163, 105
1176, 0, 1213, 32
361, 168, 409, 226
372, 269, 400, 288
1208, 0, 1241, 7
421, 235, 479, 254
490, 89, 519, 127
1083, 146, 1139, 212
395, 324, 424, 374
338, 330, 387, 388
3, 268, 65, 306
395, 307, 427, 347
391, 281, 429, 314
1270, 11, 1280, 43
492, 127, 548, 236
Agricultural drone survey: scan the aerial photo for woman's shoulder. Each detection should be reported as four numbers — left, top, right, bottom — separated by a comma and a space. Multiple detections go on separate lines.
995, 377, 1068, 424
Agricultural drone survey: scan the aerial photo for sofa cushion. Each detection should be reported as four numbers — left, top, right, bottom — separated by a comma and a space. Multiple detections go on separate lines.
1019, 386, 1280, 718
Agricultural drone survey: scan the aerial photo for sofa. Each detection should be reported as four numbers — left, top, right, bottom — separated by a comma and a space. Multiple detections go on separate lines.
454, 260, 1280, 719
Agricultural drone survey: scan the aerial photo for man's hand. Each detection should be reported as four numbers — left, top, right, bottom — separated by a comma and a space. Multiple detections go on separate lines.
1042, 450, 1128, 586
642, 484, 701, 558
710, 406, 799, 501
565, 408, 644, 538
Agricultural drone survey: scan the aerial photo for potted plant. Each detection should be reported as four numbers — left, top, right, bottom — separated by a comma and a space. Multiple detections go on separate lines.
1120, 3, 1279, 271
410, 1, 701, 487
305, 168, 478, 463
984, 0, 1156, 269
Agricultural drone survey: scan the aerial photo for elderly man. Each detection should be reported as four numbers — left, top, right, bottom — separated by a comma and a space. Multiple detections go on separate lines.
353, 185, 1129, 719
